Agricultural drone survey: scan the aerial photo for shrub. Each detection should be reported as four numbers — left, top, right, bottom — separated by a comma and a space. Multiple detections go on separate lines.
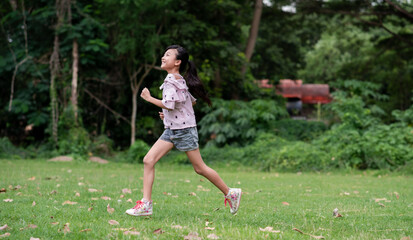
201, 133, 331, 172
162, 150, 190, 165
198, 98, 288, 146
259, 141, 331, 172
396, 161, 413, 175
313, 124, 364, 168
124, 139, 150, 163
201, 145, 245, 165
57, 126, 91, 158
313, 122, 413, 170
0, 137, 26, 159
361, 123, 413, 169
91, 135, 114, 157
0, 137, 57, 160
272, 119, 327, 141
55, 106, 92, 159
243, 133, 330, 171
392, 95, 413, 126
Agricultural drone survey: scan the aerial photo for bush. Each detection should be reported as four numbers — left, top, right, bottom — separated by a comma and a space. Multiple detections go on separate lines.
57, 126, 91, 158
313, 122, 413, 170
313, 125, 364, 168
0, 137, 57, 160
272, 119, 327, 141
361, 123, 413, 169
198, 98, 288, 146
243, 133, 330, 171
201, 145, 245, 165
258, 141, 331, 172
0, 137, 26, 159
312, 84, 413, 170
162, 150, 190, 165
123, 140, 150, 163
201, 133, 331, 172
91, 135, 114, 157
396, 161, 413, 175
392, 95, 413, 125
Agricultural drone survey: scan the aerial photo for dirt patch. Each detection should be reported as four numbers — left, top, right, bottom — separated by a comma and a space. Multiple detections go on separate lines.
89, 156, 109, 164
47, 156, 73, 162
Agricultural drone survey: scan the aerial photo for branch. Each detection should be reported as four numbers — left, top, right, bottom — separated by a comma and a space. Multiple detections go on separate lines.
385, 0, 413, 20
355, 15, 413, 46
130, 65, 143, 90
8, 56, 32, 111
84, 88, 130, 124
139, 57, 157, 86
145, 64, 162, 71
7, 2, 32, 111
319, 8, 413, 46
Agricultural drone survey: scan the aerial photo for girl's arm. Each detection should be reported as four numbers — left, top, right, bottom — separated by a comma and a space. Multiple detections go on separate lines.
141, 88, 170, 110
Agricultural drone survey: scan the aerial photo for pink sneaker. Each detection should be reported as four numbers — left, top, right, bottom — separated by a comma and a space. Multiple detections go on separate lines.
125, 199, 153, 216
225, 188, 241, 214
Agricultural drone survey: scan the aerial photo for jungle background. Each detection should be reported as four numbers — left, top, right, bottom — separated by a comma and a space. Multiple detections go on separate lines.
1, 0, 412, 172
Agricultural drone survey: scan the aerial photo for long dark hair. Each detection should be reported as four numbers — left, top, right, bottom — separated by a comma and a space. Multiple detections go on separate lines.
165, 45, 212, 106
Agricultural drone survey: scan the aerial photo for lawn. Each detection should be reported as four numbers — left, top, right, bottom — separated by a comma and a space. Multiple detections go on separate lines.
0, 158, 412, 239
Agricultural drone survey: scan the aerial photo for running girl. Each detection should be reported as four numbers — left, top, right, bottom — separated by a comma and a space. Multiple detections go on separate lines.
125, 45, 241, 216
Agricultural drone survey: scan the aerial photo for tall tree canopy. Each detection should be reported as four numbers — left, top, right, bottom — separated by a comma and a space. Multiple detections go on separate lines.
1, 0, 412, 148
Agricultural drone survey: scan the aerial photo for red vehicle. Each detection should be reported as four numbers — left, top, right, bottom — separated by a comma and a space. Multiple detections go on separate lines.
256, 79, 332, 116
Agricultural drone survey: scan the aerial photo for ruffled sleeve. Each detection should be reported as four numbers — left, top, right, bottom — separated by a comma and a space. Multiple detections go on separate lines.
160, 74, 188, 110
162, 85, 178, 109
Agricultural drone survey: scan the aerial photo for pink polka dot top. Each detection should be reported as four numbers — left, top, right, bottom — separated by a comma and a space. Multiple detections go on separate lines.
160, 73, 197, 129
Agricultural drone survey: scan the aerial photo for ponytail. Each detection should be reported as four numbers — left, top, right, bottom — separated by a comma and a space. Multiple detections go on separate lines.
165, 45, 212, 106
185, 60, 212, 106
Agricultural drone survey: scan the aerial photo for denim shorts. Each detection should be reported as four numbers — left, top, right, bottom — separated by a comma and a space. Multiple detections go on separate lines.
159, 127, 199, 152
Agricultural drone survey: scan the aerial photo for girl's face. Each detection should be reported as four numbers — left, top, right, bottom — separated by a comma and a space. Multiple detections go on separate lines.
161, 49, 180, 71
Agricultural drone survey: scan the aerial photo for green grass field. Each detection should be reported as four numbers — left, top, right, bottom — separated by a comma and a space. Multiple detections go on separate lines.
0, 159, 412, 239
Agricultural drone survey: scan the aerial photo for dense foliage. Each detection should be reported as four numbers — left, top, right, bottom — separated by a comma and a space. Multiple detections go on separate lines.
1, 0, 412, 171
198, 98, 289, 146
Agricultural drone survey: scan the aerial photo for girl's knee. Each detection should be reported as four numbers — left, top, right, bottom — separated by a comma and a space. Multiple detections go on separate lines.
143, 155, 155, 167
193, 165, 207, 175
194, 167, 203, 175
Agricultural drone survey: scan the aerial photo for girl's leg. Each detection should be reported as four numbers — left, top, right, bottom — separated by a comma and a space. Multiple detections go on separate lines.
142, 139, 174, 201
186, 148, 229, 196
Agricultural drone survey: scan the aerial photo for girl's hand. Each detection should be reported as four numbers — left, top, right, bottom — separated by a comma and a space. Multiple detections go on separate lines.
159, 112, 164, 120
140, 88, 151, 101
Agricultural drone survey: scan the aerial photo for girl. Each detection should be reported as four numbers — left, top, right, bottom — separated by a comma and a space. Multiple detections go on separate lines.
125, 45, 241, 216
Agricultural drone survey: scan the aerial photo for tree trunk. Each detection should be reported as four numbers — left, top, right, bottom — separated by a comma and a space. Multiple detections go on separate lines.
242, 0, 263, 75
71, 38, 79, 124
48, 0, 69, 147
129, 60, 156, 146
8, 0, 30, 111
130, 88, 138, 146
50, 35, 60, 147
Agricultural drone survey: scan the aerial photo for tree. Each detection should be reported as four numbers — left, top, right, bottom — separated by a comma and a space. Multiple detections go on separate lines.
49, 0, 72, 146
242, 0, 263, 76
101, 0, 172, 146
3, 1, 31, 112
71, 37, 79, 124
297, 0, 413, 113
